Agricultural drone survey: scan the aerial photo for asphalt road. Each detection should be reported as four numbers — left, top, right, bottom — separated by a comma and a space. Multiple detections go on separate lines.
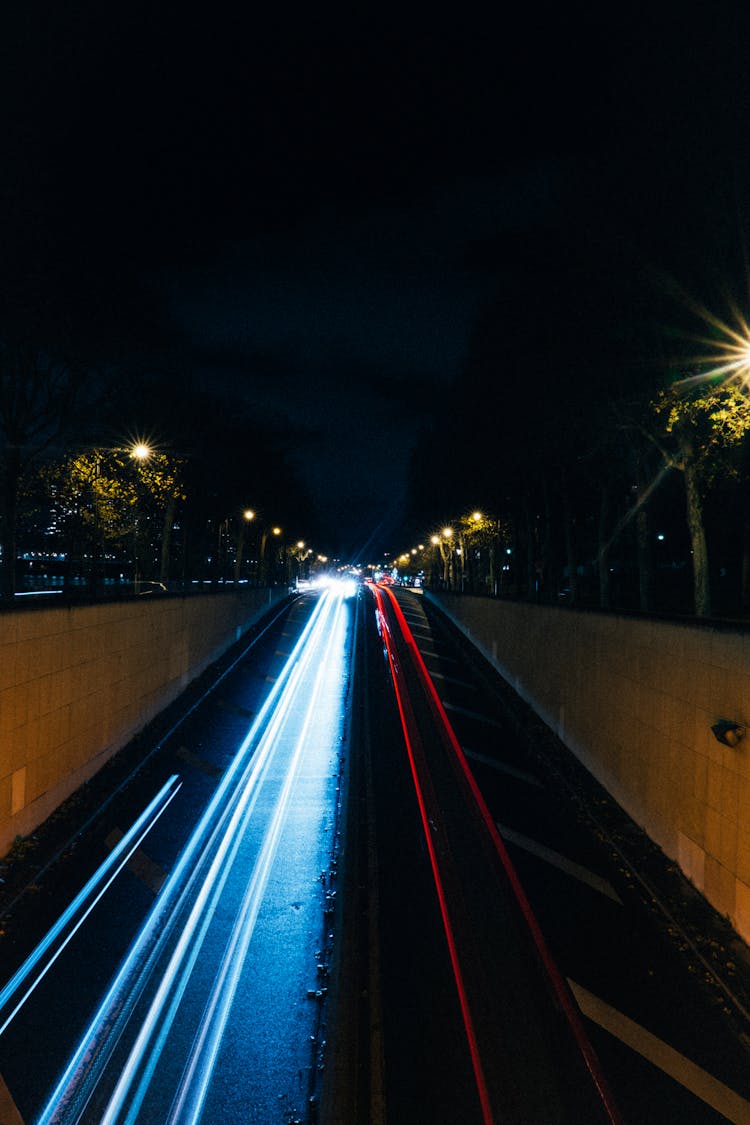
1, 584, 750, 1123
331, 586, 750, 1125
0, 589, 350, 1123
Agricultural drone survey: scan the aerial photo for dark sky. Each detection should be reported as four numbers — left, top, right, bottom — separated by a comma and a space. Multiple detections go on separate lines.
4, 5, 750, 559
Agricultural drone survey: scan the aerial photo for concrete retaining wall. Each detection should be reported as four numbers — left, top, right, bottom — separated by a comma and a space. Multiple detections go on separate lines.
428, 592, 750, 944
0, 588, 287, 854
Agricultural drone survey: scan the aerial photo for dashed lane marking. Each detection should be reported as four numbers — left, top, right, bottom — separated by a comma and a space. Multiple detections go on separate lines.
496, 822, 623, 904
427, 670, 478, 690
175, 745, 224, 779
105, 829, 167, 895
569, 980, 750, 1124
441, 701, 504, 728
463, 748, 542, 788
419, 649, 459, 663
0, 1074, 23, 1124
216, 699, 254, 718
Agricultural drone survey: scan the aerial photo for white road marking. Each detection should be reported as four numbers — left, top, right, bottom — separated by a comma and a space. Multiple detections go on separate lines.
569, 980, 750, 1124
442, 701, 504, 728
463, 748, 542, 788
420, 649, 459, 663
105, 830, 167, 895
496, 822, 622, 904
176, 745, 223, 779
427, 670, 477, 690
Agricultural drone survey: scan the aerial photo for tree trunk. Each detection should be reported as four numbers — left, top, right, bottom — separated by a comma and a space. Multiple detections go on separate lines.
684, 458, 711, 616
160, 495, 176, 585
635, 457, 654, 613
560, 466, 578, 604
523, 500, 536, 600
597, 484, 611, 610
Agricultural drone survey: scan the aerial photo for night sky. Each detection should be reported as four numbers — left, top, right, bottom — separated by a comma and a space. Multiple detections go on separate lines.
4, 6, 750, 559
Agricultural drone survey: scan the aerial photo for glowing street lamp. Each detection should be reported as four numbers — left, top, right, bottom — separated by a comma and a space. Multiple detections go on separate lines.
257, 525, 282, 586
128, 442, 153, 593
234, 509, 256, 583
130, 442, 152, 462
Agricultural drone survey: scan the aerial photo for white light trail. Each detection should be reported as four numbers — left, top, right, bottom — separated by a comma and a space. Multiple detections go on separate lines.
0, 774, 182, 1038
166, 594, 346, 1124
38, 585, 348, 1124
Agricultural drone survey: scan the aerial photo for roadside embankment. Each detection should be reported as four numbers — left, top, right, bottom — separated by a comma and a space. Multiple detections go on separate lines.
0, 588, 288, 855
427, 592, 750, 945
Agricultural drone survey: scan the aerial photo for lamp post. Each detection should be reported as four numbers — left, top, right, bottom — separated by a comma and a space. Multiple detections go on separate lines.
233, 508, 255, 583
258, 525, 282, 586
440, 527, 454, 589
129, 441, 152, 594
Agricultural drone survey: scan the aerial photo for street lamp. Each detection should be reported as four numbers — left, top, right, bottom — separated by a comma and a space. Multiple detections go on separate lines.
129, 442, 152, 594
130, 442, 152, 462
233, 508, 256, 583
258, 525, 282, 586
438, 527, 454, 589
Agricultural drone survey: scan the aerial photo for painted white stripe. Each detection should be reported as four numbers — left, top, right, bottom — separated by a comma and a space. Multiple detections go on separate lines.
569, 980, 750, 1123
496, 822, 622, 904
420, 649, 458, 663
442, 701, 504, 728
463, 748, 542, 788
427, 670, 477, 690
175, 746, 223, 779
105, 830, 167, 895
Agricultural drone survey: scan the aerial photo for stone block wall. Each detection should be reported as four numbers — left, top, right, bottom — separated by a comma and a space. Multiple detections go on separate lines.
0, 588, 286, 854
428, 592, 750, 944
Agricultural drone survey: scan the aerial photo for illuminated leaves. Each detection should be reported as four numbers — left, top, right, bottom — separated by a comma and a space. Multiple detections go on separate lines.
37, 446, 186, 542
651, 383, 750, 487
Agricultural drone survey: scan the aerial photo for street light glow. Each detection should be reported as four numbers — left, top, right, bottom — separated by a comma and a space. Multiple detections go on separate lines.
676, 301, 750, 390
130, 443, 151, 461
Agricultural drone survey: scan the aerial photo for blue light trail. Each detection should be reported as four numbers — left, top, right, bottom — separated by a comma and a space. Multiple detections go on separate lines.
36, 582, 353, 1124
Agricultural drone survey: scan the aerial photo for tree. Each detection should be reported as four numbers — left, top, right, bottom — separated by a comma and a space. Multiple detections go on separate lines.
0, 341, 86, 599
648, 381, 750, 616
34, 446, 186, 592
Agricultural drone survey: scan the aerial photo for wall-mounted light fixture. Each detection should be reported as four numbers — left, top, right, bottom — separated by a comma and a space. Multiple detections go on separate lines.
711, 719, 746, 748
